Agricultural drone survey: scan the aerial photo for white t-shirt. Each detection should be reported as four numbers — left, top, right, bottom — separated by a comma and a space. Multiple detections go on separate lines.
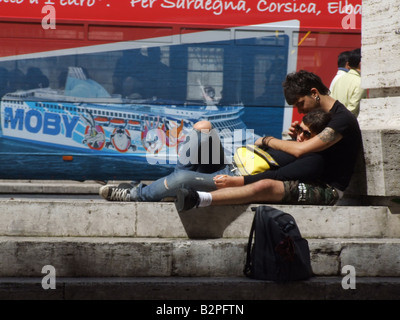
329, 69, 347, 92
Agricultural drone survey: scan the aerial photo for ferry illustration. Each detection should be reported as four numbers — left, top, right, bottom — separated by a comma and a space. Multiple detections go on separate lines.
0, 67, 249, 164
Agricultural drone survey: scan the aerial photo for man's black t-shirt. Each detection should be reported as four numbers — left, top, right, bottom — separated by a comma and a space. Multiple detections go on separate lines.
320, 100, 362, 191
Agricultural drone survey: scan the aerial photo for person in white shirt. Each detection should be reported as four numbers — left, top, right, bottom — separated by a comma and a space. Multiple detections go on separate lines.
331, 48, 366, 117
329, 50, 351, 92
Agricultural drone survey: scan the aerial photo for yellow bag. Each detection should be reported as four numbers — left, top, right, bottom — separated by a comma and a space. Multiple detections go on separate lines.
233, 145, 279, 176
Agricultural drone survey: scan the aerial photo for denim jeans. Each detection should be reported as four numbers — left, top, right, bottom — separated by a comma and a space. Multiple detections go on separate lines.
132, 127, 235, 201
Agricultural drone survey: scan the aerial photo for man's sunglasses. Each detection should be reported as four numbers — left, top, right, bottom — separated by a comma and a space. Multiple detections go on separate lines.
295, 124, 312, 139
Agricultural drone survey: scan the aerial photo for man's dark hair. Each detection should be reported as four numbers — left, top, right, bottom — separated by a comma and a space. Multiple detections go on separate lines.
302, 109, 332, 134
337, 51, 351, 68
348, 48, 361, 69
282, 70, 330, 105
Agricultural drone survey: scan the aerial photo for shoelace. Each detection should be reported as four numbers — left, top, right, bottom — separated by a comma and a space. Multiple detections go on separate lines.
110, 188, 130, 201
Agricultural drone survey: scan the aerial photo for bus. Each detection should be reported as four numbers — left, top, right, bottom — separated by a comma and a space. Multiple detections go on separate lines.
0, 0, 361, 181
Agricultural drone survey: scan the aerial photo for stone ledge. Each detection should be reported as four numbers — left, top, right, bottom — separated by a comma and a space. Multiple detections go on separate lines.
0, 199, 397, 239
345, 128, 400, 197
0, 180, 106, 194
0, 237, 400, 277
1, 276, 400, 300
345, 98, 400, 198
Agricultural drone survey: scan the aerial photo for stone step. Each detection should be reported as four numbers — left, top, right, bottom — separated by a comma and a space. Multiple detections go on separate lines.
0, 198, 398, 239
2, 276, 400, 300
0, 179, 102, 194
1, 236, 400, 277
0, 179, 152, 194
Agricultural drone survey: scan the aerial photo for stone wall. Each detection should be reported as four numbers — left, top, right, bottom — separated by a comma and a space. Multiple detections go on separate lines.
361, 1, 400, 90
348, 0, 400, 198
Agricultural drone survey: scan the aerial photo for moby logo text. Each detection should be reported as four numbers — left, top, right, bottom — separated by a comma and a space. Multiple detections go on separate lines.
3, 107, 79, 137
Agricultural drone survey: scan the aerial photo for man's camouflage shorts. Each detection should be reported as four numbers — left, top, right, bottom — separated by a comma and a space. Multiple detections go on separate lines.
283, 180, 339, 206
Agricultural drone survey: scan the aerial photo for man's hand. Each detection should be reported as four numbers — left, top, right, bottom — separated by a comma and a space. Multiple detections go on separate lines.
213, 175, 244, 189
288, 120, 300, 140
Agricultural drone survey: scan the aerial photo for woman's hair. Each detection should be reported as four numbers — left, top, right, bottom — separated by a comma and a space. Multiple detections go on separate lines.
302, 109, 332, 134
282, 70, 330, 105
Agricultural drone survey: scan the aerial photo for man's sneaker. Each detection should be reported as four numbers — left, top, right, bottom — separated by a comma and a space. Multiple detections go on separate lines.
117, 180, 141, 189
117, 182, 135, 189
175, 188, 200, 212
99, 185, 131, 202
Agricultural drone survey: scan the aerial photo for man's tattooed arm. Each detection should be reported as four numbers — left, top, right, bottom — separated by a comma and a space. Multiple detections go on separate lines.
317, 127, 341, 143
268, 126, 342, 157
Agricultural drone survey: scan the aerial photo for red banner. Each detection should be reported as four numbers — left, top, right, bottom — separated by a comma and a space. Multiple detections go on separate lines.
0, 0, 361, 30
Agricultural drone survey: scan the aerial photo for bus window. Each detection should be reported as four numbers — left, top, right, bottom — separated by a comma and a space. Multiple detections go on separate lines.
187, 46, 224, 103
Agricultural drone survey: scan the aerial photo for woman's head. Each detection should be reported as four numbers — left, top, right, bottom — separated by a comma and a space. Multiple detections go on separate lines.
296, 109, 332, 142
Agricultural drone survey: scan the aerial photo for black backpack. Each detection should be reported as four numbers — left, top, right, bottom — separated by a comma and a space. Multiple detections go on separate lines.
244, 206, 313, 282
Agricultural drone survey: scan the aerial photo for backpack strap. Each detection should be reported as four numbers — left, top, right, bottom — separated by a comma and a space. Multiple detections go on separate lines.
243, 207, 258, 276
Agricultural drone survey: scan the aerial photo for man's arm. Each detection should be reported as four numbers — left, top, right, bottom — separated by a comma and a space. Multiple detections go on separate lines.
267, 127, 343, 158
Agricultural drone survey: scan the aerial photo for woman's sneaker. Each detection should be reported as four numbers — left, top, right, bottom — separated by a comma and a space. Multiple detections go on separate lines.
175, 188, 200, 212
99, 185, 131, 201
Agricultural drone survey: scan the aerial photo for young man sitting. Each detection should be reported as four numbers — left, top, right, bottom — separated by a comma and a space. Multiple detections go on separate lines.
175, 70, 362, 212
99, 107, 332, 204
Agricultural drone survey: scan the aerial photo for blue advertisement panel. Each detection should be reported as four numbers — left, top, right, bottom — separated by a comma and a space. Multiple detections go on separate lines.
0, 1, 361, 180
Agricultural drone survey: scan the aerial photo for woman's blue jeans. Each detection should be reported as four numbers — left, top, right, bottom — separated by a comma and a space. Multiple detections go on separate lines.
133, 127, 234, 201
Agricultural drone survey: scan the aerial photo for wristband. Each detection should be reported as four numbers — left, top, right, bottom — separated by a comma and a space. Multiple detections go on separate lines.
262, 136, 274, 147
